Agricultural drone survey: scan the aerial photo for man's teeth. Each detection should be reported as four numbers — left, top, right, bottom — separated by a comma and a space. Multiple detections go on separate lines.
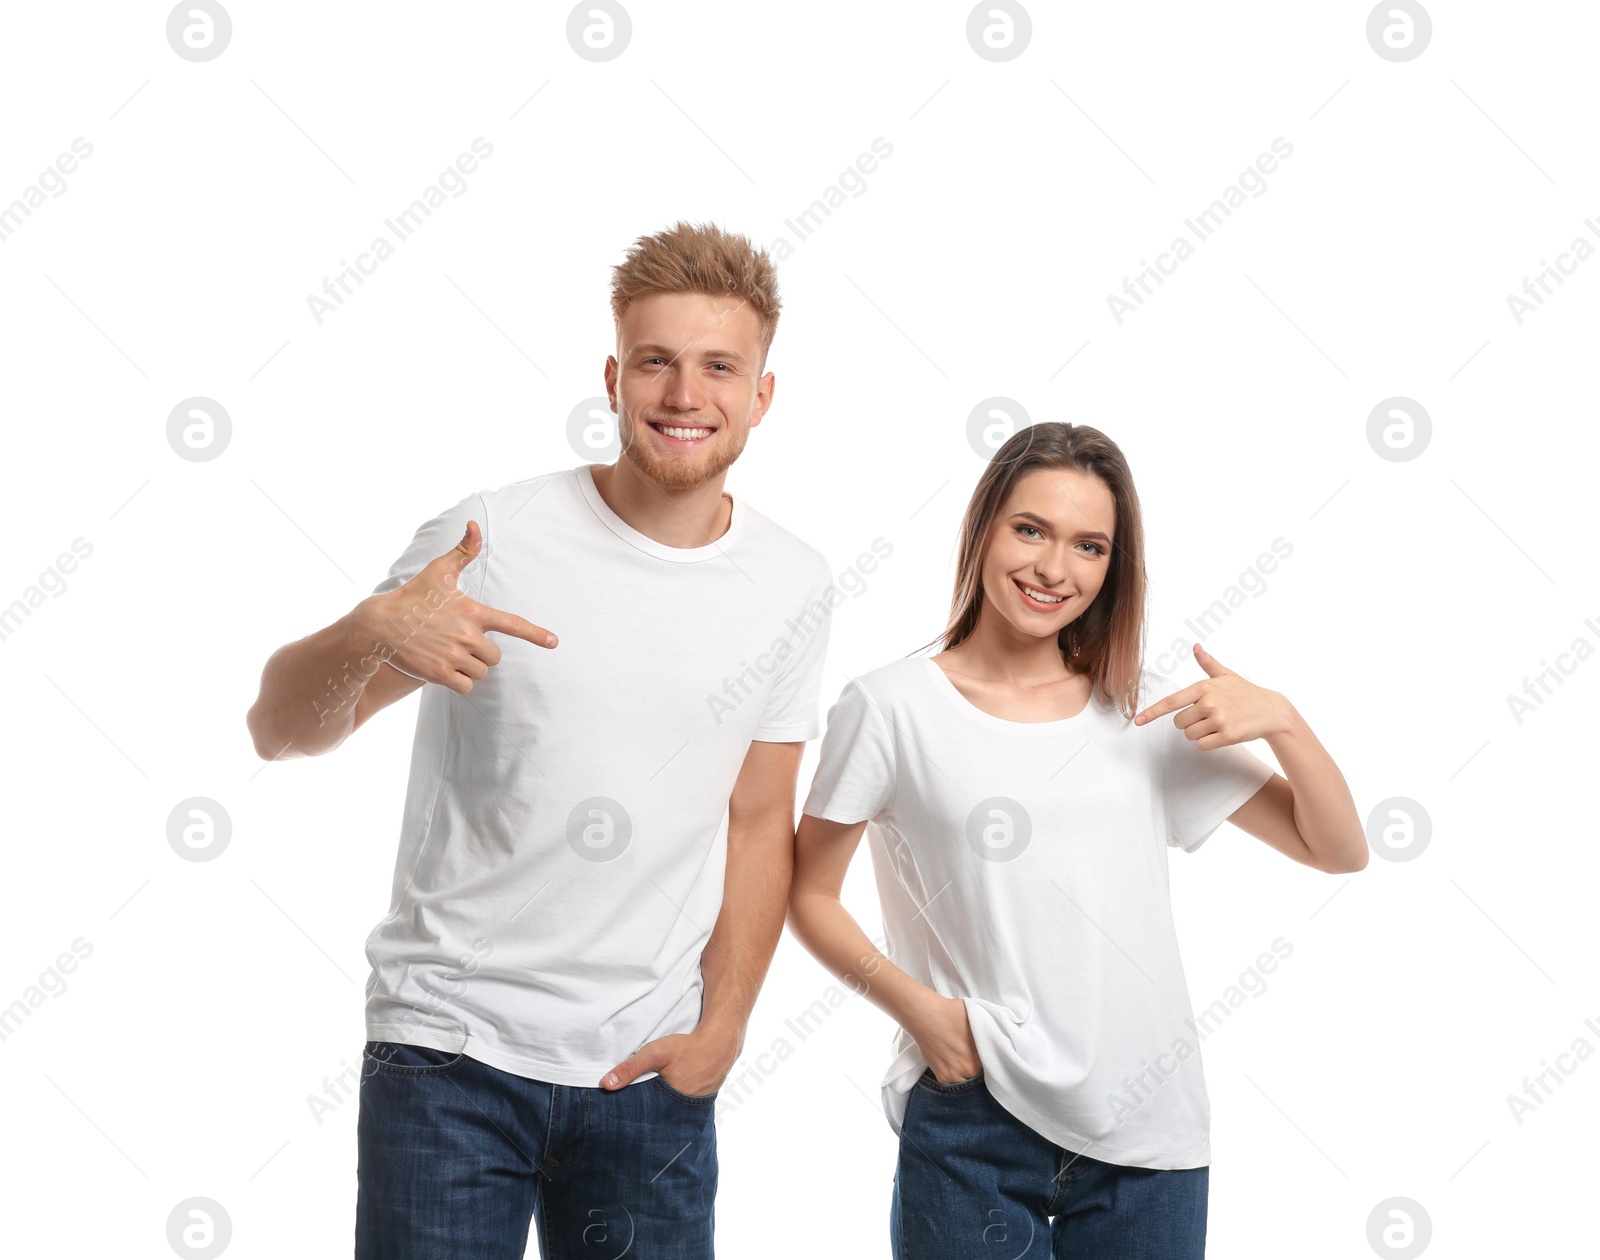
659, 425, 711, 441
1023, 584, 1064, 604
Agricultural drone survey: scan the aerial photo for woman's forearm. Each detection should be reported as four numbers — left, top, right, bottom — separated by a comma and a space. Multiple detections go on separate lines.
787, 890, 948, 1037
1263, 692, 1368, 871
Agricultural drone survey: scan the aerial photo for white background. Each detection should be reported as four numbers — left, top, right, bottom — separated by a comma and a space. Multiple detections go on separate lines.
1, 2, 1596, 1256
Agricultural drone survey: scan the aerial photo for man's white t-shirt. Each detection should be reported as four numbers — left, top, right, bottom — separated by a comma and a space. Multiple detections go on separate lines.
802, 655, 1275, 1169
363, 464, 834, 1087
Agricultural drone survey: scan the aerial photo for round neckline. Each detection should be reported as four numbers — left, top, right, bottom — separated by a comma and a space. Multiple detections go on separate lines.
576, 463, 745, 563
920, 656, 1104, 733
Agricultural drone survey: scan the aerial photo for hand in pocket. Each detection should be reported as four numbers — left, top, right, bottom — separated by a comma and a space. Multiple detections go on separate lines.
912, 994, 982, 1084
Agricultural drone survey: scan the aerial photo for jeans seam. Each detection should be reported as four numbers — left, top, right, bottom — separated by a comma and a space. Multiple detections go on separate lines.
916, 1066, 984, 1094
1046, 1154, 1067, 1216
541, 1083, 560, 1173
544, 1085, 589, 1169
536, 1171, 552, 1257
653, 1076, 720, 1105
362, 1042, 468, 1077
1051, 1146, 1091, 1213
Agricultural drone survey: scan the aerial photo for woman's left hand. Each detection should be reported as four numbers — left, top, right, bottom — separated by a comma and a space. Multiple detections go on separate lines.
1134, 644, 1292, 749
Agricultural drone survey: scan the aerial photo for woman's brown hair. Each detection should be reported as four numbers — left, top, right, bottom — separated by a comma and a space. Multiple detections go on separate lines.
919, 422, 1148, 719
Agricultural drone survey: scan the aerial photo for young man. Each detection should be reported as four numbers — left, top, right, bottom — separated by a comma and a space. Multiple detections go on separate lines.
246, 222, 834, 1259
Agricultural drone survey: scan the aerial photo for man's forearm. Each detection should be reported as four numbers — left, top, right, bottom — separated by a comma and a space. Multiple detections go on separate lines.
696, 813, 794, 1051
247, 600, 386, 760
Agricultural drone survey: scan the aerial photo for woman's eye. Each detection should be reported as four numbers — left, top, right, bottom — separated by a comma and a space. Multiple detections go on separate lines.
1016, 525, 1042, 539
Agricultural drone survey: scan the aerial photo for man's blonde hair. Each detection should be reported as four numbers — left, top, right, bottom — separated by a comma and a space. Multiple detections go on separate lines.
610, 221, 781, 369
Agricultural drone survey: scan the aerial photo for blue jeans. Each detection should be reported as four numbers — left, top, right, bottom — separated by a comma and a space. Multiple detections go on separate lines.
355, 1040, 718, 1259
892, 1068, 1208, 1259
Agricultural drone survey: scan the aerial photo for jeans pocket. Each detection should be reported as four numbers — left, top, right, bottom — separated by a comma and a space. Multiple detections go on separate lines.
917, 1065, 984, 1094
361, 1040, 468, 1077
653, 1074, 720, 1105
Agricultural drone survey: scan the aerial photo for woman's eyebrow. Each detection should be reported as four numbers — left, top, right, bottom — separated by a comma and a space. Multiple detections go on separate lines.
1010, 511, 1110, 542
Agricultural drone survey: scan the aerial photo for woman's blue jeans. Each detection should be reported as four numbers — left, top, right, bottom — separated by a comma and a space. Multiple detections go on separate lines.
892, 1068, 1209, 1259
355, 1040, 718, 1259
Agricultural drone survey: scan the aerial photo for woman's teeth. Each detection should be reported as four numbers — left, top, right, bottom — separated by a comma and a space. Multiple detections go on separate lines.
1021, 583, 1064, 604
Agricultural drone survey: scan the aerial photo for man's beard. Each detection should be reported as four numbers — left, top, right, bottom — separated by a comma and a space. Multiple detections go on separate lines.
617, 409, 748, 490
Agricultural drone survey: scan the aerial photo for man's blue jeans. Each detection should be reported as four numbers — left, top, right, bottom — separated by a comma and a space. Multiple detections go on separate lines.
892, 1068, 1209, 1259
355, 1040, 718, 1259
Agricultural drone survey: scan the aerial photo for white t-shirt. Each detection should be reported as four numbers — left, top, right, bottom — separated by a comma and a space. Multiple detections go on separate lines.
801, 655, 1275, 1169
363, 464, 834, 1086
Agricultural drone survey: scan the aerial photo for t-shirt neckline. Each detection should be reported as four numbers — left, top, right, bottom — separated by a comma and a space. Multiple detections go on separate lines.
576, 463, 745, 563
920, 656, 1105, 733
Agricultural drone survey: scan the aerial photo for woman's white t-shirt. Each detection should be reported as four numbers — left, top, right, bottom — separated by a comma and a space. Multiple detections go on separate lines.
801, 655, 1275, 1169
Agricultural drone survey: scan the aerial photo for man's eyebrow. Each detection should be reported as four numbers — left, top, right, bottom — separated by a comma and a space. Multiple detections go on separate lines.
631, 342, 748, 364
1011, 510, 1111, 541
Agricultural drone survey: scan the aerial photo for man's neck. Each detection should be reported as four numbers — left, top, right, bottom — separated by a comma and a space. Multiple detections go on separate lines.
590, 460, 732, 549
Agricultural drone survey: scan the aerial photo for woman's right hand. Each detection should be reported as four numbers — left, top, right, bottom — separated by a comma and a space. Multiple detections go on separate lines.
912, 993, 983, 1084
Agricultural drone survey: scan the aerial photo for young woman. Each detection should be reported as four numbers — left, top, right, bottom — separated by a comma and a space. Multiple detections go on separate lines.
788, 423, 1366, 1260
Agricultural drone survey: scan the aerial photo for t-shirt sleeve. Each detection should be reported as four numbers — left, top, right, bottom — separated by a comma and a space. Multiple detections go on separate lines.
752, 567, 834, 743
370, 490, 491, 603
1155, 688, 1277, 854
801, 678, 897, 824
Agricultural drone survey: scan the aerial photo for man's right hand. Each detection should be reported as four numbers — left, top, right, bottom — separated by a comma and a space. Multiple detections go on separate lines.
363, 520, 556, 695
